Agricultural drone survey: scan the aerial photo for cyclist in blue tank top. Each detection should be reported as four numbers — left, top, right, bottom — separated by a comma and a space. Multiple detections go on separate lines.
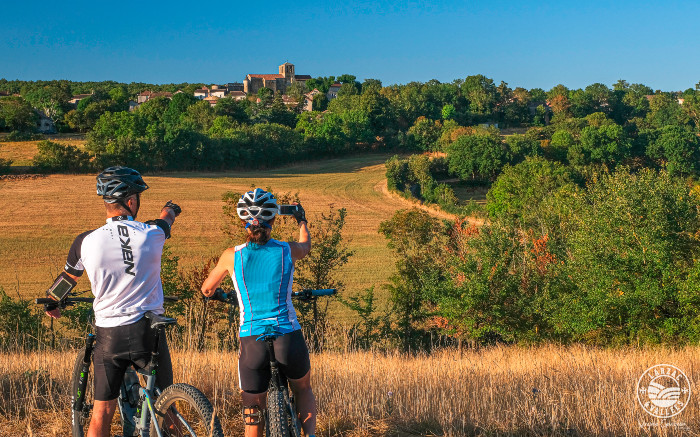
201, 188, 315, 437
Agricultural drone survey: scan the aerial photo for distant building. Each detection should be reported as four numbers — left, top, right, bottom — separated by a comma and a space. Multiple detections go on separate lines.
36, 110, 56, 133
327, 83, 342, 100
226, 83, 244, 93
304, 89, 322, 111
137, 91, 173, 104
69, 93, 92, 106
209, 86, 226, 98
203, 96, 220, 107
193, 86, 210, 100
229, 91, 247, 101
243, 62, 311, 95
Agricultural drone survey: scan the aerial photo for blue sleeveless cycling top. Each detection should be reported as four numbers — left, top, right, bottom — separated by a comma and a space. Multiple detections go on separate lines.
231, 239, 301, 337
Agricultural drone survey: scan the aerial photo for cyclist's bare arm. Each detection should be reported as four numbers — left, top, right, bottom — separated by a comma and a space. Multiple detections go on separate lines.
289, 222, 311, 262
201, 248, 236, 297
45, 270, 80, 319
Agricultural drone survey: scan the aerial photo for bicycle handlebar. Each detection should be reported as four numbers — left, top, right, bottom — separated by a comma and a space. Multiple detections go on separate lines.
36, 295, 179, 309
206, 288, 337, 305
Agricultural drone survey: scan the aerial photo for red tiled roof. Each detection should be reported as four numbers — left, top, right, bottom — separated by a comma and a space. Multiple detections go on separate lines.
230, 91, 246, 96
329, 83, 342, 88
248, 74, 283, 80
194, 89, 208, 93
139, 90, 154, 96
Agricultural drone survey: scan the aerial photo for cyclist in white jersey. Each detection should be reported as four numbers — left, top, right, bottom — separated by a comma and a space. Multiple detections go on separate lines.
44, 166, 181, 437
201, 188, 315, 437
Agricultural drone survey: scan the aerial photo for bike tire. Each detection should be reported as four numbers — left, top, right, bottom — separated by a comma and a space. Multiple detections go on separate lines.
70, 352, 94, 437
266, 386, 290, 437
151, 383, 224, 437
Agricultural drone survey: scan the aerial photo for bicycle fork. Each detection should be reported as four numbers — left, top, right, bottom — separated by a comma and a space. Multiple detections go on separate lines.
73, 333, 95, 417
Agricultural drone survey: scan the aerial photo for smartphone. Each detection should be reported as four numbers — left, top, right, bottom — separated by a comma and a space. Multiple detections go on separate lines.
48, 273, 77, 302
278, 204, 299, 216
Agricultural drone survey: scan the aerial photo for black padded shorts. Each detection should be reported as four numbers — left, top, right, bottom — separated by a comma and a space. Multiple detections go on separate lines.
93, 315, 173, 401
238, 329, 310, 394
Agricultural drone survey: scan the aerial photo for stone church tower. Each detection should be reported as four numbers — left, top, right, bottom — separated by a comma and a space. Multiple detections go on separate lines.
279, 62, 295, 79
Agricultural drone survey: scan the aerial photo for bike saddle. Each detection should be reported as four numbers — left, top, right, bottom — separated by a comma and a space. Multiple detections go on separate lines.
256, 327, 283, 341
144, 311, 177, 329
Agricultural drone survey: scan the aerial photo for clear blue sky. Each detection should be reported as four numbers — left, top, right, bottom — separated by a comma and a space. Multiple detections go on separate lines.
2, 0, 698, 91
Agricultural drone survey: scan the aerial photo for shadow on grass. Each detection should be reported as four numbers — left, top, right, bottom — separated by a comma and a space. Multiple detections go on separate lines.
157, 153, 394, 180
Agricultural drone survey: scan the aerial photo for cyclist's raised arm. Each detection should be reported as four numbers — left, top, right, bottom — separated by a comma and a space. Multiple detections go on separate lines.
201, 248, 236, 297
159, 200, 181, 226
289, 204, 311, 261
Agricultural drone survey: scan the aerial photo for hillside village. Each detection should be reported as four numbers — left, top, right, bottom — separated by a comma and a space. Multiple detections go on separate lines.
127, 62, 340, 115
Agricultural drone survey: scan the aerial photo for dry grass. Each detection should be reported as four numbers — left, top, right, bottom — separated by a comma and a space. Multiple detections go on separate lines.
2, 345, 699, 436
0, 154, 458, 312
0, 138, 86, 167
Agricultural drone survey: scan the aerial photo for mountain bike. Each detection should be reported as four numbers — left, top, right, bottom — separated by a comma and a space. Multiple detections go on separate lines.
36, 295, 224, 437
206, 288, 336, 437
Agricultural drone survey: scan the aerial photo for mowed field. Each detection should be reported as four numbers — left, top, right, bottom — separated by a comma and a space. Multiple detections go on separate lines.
0, 136, 86, 167
0, 153, 461, 309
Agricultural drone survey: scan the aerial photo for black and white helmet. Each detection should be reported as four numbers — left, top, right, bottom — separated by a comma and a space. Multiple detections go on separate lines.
96, 166, 149, 203
237, 188, 277, 226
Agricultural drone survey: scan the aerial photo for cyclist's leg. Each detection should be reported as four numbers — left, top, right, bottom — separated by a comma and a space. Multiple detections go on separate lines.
239, 335, 271, 437
241, 390, 267, 437
91, 325, 131, 437
288, 371, 316, 436
276, 330, 315, 436
86, 400, 118, 437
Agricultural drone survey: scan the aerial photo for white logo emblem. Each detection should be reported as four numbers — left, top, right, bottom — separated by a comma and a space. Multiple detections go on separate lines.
637, 364, 691, 418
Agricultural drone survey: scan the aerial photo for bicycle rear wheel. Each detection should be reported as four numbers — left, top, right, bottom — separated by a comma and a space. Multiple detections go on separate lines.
267, 386, 300, 437
151, 383, 224, 437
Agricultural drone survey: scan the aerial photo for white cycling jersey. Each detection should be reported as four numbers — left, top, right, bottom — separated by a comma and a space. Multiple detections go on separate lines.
64, 215, 171, 328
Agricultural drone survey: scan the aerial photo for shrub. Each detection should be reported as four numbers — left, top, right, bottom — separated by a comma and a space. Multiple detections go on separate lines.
33, 140, 92, 173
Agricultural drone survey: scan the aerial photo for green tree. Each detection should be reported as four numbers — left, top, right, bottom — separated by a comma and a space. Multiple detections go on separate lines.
0, 96, 37, 132
646, 125, 700, 176
447, 129, 506, 181
486, 156, 575, 228
379, 209, 450, 350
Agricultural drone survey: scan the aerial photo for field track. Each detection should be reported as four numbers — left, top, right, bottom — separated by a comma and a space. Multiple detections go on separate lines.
0, 154, 461, 304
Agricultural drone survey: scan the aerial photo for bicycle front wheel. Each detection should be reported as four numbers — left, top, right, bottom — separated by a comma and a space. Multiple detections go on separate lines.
70, 353, 94, 437
151, 383, 224, 437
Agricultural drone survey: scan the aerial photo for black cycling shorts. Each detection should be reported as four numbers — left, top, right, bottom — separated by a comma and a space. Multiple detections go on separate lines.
238, 329, 310, 394
93, 316, 173, 401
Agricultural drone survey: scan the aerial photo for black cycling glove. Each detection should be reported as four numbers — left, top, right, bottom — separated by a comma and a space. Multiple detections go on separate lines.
163, 200, 182, 216
292, 203, 307, 225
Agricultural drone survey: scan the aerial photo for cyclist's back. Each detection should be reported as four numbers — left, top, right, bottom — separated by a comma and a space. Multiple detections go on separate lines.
72, 217, 168, 327
232, 238, 300, 337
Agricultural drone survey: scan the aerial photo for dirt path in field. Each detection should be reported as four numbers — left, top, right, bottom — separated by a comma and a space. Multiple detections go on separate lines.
374, 174, 485, 226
